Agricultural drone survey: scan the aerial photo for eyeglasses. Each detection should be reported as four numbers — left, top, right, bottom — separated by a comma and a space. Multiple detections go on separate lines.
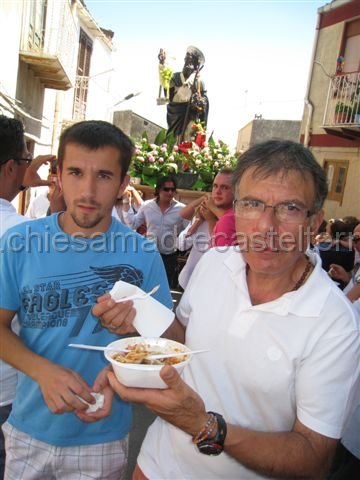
233, 199, 313, 224
14, 156, 33, 166
353, 236, 360, 243
162, 187, 176, 192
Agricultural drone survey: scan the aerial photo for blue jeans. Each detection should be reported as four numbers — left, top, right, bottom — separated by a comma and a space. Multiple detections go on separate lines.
0, 404, 12, 480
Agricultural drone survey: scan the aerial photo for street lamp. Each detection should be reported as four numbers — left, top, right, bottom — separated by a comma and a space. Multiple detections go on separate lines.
114, 91, 141, 107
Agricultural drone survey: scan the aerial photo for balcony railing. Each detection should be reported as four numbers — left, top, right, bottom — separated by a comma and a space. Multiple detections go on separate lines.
19, 2, 77, 90
73, 76, 89, 120
323, 72, 360, 136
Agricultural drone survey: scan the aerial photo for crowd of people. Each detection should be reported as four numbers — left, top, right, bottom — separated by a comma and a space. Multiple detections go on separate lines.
0, 114, 359, 479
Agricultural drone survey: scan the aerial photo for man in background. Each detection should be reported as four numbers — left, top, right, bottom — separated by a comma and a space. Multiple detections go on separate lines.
0, 114, 55, 479
177, 168, 235, 289
123, 175, 188, 288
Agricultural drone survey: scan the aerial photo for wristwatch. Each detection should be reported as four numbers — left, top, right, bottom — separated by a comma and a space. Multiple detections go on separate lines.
196, 411, 227, 456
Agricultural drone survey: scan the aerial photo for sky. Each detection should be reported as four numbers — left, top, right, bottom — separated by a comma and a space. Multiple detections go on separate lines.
85, 0, 327, 148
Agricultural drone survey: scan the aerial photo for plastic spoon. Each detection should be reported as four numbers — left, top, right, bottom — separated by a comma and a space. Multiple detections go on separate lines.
68, 344, 209, 360
68, 344, 130, 353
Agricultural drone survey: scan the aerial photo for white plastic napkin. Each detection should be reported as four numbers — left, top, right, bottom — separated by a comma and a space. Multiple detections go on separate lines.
109, 280, 174, 337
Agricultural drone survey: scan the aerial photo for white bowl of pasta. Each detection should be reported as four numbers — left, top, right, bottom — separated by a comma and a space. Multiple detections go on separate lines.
105, 337, 191, 389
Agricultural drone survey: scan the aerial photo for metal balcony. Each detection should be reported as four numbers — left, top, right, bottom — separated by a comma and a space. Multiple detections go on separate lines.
73, 76, 89, 120
19, 2, 77, 91
322, 71, 360, 140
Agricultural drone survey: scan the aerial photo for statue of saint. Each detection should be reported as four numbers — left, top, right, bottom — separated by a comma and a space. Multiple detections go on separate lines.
165, 46, 209, 142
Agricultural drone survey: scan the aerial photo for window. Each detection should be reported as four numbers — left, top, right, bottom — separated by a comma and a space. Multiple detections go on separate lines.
342, 19, 360, 73
73, 29, 93, 120
324, 160, 349, 204
28, 0, 47, 51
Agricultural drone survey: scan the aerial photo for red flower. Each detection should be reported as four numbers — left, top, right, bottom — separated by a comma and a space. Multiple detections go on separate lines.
195, 133, 206, 148
177, 141, 192, 155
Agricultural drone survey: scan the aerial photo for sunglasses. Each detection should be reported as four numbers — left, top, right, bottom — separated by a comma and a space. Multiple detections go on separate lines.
162, 187, 176, 192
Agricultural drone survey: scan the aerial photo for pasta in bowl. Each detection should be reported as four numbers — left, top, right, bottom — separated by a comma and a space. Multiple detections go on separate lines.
105, 337, 192, 389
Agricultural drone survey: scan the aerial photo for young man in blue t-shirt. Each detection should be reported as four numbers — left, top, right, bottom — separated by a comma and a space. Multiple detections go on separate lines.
0, 120, 172, 479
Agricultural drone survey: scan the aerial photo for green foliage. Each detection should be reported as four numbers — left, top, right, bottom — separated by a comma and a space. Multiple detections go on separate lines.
335, 102, 351, 114
129, 127, 237, 191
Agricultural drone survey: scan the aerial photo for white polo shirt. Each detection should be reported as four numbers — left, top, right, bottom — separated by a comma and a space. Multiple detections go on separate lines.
123, 198, 188, 254
0, 198, 27, 406
138, 248, 360, 479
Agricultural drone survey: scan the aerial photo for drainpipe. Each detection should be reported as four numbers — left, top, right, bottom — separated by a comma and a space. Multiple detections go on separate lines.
51, 92, 61, 154
303, 10, 321, 147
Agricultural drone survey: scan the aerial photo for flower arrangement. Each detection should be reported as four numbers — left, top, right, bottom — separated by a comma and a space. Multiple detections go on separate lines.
129, 123, 238, 191
177, 123, 238, 190
130, 132, 178, 187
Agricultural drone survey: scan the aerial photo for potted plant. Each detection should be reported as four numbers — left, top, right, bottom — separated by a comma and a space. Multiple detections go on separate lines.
335, 102, 352, 123
352, 101, 360, 124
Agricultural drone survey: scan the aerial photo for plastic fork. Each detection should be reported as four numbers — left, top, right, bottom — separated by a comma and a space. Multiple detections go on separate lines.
146, 349, 209, 360
114, 284, 160, 303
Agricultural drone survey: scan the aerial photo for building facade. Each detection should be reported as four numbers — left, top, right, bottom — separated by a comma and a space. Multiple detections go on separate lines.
0, 0, 114, 212
236, 119, 301, 153
300, 0, 360, 219
113, 110, 163, 144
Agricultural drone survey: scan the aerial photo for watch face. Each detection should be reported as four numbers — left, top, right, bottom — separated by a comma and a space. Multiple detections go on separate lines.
197, 442, 223, 456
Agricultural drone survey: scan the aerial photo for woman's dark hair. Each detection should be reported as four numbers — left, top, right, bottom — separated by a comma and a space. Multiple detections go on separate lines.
343, 216, 360, 232
330, 220, 353, 240
57, 120, 134, 180
154, 175, 177, 200
0, 115, 25, 168
232, 140, 328, 212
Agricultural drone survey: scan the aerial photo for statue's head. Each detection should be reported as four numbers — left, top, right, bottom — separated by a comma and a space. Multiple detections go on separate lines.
182, 46, 205, 78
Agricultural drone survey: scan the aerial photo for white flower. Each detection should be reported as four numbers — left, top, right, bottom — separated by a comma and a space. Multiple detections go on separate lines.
150, 144, 157, 149
217, 154, 223, 159
168, 155, 174, 161
158, 157, 164, 163
137, 156, 145, 162
173, 145, 179, 152
195, 159, 202, 166
214, 161, 219, 167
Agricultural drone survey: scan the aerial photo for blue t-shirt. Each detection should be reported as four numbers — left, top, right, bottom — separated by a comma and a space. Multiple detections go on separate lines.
0, 214, 172, 446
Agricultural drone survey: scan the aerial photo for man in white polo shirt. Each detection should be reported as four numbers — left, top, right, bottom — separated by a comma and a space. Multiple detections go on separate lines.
105, 140, 360, 479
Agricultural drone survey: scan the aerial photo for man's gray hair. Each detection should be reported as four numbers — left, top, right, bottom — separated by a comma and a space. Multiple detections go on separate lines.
232, 140, 328, 212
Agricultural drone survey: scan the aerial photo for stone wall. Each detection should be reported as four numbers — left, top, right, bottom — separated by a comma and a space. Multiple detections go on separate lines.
113, 110, 164, 142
